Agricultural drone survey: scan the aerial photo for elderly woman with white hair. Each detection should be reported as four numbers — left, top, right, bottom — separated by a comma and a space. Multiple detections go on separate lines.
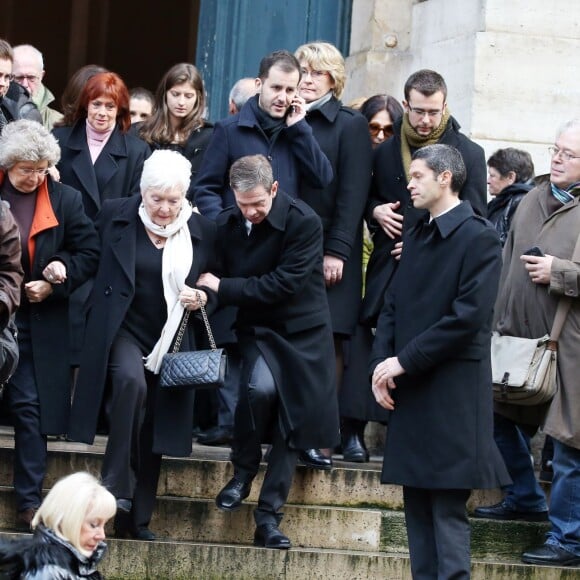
0, 119, 99, 532
0, 472, 116, 579
68, 149, 217, 541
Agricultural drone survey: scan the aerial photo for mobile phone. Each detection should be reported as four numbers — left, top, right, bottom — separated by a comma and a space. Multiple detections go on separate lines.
524, 246, 544, 257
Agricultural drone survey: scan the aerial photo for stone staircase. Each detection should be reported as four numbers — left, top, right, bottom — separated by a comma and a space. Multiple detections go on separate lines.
0, 428, 572, 579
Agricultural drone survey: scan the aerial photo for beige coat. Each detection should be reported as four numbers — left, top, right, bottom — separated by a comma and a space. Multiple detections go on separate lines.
494, 182, 580, 449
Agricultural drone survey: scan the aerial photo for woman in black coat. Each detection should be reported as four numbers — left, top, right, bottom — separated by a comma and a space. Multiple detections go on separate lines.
68, 150, 217, 541
52, 71, 150, 364
294, 41, 373, 467
0, 120, 99, 531
138, 63, 213, 202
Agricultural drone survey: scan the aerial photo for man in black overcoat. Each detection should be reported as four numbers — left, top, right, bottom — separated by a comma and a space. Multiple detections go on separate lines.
370, 145, 510, 579
198, 154, 339, 549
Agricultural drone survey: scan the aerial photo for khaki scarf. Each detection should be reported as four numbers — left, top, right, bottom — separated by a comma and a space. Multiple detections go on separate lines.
400, 108, 451, 182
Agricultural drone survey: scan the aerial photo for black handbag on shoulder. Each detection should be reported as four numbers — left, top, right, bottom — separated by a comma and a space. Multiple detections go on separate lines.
159, 291, 226, 390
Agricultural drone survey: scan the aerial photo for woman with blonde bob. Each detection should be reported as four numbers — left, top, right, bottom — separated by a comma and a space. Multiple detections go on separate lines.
0, 472, 116, 579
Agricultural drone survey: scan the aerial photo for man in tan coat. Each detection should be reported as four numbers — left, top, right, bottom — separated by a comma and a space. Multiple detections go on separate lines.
475, 118, 580, 567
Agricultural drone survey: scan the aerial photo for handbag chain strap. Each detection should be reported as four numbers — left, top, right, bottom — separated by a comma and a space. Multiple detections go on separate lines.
171, 290, 217, 354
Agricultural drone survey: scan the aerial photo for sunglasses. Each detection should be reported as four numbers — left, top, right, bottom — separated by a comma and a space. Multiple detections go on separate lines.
368, 122, 394, 138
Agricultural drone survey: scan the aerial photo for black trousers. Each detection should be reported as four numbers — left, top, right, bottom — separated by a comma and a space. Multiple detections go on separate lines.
232, 353, 298, 527
5, 321, 46, 512
403, 486, 471, 580
101, 336, 161, 529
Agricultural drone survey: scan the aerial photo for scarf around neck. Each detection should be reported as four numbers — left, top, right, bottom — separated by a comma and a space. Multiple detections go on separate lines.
140, 200, 194, 373
400, 108, 451, 182
304, 91, 333, 113
550, 181, 580, 205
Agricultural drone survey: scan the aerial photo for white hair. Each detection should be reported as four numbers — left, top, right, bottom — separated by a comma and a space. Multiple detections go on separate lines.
13, 44, 44, 70
556, 118, 580, 139
140, 149, 192, 195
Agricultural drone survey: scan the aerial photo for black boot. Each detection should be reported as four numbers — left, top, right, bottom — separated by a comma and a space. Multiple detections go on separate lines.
341, 418, 369, 463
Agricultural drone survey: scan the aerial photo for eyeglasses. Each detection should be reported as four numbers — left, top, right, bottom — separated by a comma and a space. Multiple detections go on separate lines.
0, 73, 14, 83
14, 74, 40, 84
300, 68, 328, 80
368, 122, 393, 138
408, 106, 444, 118
17, 167, 50, 177
548, 146, 580, 162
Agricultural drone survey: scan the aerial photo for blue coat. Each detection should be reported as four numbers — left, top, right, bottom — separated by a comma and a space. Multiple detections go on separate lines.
193, 95, 333, 219
370, 202, 510, 489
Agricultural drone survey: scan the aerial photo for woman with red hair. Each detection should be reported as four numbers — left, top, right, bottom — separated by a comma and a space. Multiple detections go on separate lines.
53, 72, 150, 366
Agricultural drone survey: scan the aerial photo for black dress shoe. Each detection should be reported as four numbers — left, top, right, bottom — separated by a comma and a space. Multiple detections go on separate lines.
133, 526, 156, 541
215, 477, 252, 511
298, 449, 332, 470
473, 500, 548, 522
197, 425, 234, 446
342, 434, 370, 463
522, 544, 580, 566
254, 523, 291, 549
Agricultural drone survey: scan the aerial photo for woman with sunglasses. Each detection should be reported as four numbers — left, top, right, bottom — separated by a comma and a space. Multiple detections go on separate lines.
360, 94, 404, 149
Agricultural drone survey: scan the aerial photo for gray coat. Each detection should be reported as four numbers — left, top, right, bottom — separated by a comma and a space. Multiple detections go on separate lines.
494, 182, 580, 449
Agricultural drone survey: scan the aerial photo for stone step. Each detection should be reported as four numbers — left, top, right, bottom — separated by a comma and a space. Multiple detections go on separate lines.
0, 434, 503, 511
0, 532, 571, 580
0, 485, 549, 558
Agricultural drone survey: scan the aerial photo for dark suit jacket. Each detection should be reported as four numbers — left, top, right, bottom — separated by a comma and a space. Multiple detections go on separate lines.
193, 95, 333, 220
68, 195, 217, 456
53, 120, 150, 220
370, 202, 510, 489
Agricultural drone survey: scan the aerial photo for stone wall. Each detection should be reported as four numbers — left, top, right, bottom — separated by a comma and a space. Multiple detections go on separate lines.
346, 0, 580, 176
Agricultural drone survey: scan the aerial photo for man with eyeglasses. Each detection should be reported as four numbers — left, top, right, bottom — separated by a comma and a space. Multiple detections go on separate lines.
13, 45, 63, 131
0, 39, 41, 134
474, 118, 580, 567
362, 69, 486, 328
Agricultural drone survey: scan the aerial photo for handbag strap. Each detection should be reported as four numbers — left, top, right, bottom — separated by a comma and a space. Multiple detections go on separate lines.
550, 228, 580, 342
171, 290, 217, 353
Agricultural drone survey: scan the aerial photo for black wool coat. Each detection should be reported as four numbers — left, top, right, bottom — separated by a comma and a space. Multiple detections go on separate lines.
370, 202, 510, 489
68, 195, 217, 456
53, 120, 151, 220
301, 97, 373, 335
361, 116, 487, 326
216, 191, 340, 449
8, 178, 99, 434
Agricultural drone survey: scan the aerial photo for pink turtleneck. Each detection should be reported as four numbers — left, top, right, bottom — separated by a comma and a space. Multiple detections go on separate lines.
86, 119, 114, 163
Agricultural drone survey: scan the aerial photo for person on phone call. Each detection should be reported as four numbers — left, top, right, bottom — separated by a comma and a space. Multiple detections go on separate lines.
474, 119, 580, 567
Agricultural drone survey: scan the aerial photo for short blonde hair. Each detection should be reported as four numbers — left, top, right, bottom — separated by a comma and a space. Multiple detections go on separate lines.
294, 41, 346, 99
32, 472, 116, 554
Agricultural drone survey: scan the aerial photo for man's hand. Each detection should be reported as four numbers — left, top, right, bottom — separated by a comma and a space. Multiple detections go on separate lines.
521, 254, 553, 285
323, 255, 344, 287
25, 280, 53, 303
42, 260, 67, 284
373, 201, 403, 239
197, 272, 220, 292
285, 95, 306, 127
391, 241, 403, 261
372, 356, 405, 410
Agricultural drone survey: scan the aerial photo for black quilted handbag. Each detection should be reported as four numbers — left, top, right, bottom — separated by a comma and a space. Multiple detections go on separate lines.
159, 291, 226, 390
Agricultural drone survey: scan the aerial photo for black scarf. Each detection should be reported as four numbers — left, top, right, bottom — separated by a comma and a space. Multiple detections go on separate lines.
248, 95, 285, 144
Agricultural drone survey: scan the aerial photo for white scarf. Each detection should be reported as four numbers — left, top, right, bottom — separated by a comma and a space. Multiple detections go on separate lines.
139, 200, 194, 373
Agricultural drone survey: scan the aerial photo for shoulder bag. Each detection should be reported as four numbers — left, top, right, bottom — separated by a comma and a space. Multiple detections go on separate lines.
159, 291, 227, 390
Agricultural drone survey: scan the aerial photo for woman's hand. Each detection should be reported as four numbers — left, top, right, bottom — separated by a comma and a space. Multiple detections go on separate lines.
179, 286, 207, 311
371, 356, 405, 410
43, 260, 67, 284
323, 255, 344, 287
197, 272, 220, 292
25, 280, 53, 303
373, 202, 403, 239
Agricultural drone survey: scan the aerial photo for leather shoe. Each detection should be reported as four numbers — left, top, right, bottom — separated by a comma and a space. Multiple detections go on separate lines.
197, 425, 233, 446
215, 477, 251, 511
522, 544, 580, 566
298, 449, 332, 470
254, 523, 291, 549
116, 498, 132, 513
15, 508, 37, 533
133, 526, 156, 541
473, 500, 548, 522
342, 434, 370, 463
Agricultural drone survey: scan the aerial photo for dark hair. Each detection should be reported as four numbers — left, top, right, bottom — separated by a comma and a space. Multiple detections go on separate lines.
359, 94, 404, 124
0, 39, 13, 62
130, 86, 155, 106
404, 69, 447, 102
75, 72, 131, 133
139, 63, 205, 146
487, 148, 534, 183
258, 50, 300, 81
412, 144, 466, 193
230, 154, 274, 193
55, 65, 108, 128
